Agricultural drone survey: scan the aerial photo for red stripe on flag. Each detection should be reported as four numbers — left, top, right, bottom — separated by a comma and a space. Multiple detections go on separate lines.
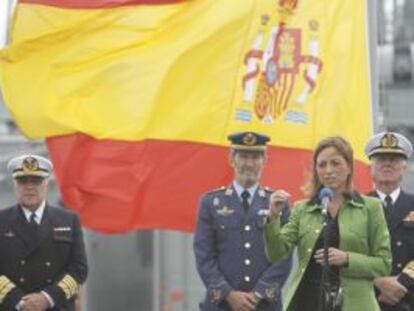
46, 134, 372, 233
20, 0, 187, 9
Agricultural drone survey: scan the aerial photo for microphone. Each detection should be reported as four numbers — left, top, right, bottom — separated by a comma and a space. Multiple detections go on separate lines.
319, 187, 334, 217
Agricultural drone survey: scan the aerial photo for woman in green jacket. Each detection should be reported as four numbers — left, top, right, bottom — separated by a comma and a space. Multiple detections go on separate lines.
265, 136, 391, 311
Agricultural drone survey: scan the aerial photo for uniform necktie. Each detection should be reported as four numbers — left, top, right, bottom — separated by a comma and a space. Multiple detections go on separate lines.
30, 213, 37, 224
241, 190, 250, 215
28, 212, 39, 242
384, 195, 393, 220
29, 213, 38, 230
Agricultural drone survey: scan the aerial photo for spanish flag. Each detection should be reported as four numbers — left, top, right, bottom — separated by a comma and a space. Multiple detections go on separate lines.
0, 0, 373, 232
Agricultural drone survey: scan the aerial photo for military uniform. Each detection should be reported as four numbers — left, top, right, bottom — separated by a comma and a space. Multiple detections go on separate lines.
194, 131, 292, 310
366, 132, 414, 311
0, 155, 87, 311
194, 184, 291, 311
368, 189, 414, 311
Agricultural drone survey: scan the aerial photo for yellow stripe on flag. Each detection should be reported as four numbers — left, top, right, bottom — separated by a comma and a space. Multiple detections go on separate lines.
1, 0, 258, 141
0, 0, 372, 162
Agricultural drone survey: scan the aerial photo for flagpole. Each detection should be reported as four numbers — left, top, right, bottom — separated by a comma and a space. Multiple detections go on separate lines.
0, 1, 7, 48
367, 0, 380, 132
153, 230, 161, 311
1, 0, 15, 48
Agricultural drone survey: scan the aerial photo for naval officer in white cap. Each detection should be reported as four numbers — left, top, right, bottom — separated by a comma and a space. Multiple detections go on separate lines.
366, 132, 414, 311
0, 154, 87, 311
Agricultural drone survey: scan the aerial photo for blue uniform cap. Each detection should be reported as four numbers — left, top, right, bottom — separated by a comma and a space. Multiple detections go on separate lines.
7, 154, 53, 178
365, 132, 413, 159
227, 132, 270, 151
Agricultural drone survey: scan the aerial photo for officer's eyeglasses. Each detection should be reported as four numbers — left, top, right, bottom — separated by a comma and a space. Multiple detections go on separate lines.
15, 176, 45, 185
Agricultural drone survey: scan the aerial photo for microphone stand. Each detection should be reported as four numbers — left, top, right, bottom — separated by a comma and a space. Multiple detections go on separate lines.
320, 208, 343, 311
320, 208, 332, 311
318, 188, 342, 311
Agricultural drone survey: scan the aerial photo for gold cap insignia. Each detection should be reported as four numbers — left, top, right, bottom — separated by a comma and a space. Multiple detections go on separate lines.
380, 133, 398, 148
22, 157, 39, 173
242, 133, 256, 146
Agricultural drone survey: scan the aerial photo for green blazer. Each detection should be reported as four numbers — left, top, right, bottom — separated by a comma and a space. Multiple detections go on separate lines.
265, 193, 392, 311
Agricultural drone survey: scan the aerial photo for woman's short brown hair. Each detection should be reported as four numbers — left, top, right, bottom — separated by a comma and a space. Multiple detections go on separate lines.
303, 136, 354, 198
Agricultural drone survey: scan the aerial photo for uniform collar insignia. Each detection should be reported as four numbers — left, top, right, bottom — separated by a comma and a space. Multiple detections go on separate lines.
225, 188, 233, 196
217, 206, 234, 217
258, 189, 266, 197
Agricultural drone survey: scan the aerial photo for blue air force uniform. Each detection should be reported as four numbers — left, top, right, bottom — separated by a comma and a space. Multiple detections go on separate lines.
194, 184, 291, 310
366, 132, 414, 311
194, 131, 292, 311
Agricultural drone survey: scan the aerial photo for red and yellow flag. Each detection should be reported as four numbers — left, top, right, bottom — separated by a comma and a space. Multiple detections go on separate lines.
0, 0, 373, 232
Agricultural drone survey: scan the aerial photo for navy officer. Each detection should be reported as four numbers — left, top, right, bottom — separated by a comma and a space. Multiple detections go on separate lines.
0, 154, 87, 311
366, 132, 414, 311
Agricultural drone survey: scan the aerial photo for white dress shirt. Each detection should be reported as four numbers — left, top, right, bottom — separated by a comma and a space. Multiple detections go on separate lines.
233, 181, 259, 205
21, 201, 46, 224
375, 187, 401, 205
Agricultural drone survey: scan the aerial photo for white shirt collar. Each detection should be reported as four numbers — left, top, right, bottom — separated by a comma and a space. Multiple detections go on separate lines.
21, 201, 46, 224
233, 181, 259, 203
375, 187, 401, 205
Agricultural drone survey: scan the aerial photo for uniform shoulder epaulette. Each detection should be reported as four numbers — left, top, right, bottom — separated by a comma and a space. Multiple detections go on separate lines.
264, 186, 274, 192
256, 186, 273, 198
205, 186, 227, 195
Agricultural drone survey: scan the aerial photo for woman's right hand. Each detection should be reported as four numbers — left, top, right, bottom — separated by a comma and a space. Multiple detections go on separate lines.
269, 190, 291, 219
